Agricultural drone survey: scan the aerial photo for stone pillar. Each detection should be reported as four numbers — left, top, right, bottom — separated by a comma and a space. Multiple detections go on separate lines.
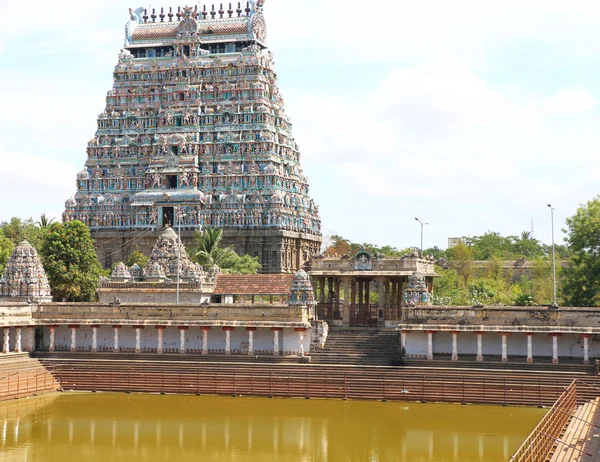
526, 333, 533, 363
49, 326, 56, 353
343, 278, 351, 327
400, 330, 409, 353
582, 334, 591, 365
3, 327, 9, 354
550, 334, 560, 364
178, 327, 187, 354
156, 327, 164, 354
295, 328, 306, 358
201, 327, 210, 355
246, 328, 256, 355
426, 331, 434, 360
223, 327, 233, 355
135, 327, 142, 354
501, 334, 508, 362
350, 279, 356, 326
27, 327, 34, 352
15, 327, 22, 353
69, 326, 78, 352
451, 331, 459, 361
272, 327, 282, 356
91, 326, 98, 352
476, 332, 484, 362
113, 326, 120, 353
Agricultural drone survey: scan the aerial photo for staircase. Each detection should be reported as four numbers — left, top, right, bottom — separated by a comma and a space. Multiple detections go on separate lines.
310, 328, 400, 366
0, 353, 60, 401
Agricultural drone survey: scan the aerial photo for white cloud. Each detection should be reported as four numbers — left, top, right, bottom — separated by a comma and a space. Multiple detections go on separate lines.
542, 88, 596, 116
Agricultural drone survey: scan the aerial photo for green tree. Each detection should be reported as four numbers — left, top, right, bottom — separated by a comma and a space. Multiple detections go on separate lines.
0, 217, 45, 250
125, 249, 149, 268
36, 213, 55, 228
192, 228, 260, 274
40, 221, 103, 302
0, 230, 15, 275
562, 196, 600, 306
463, 232, 514, 260
512, 231, 546, 259
452, 242, 475, 287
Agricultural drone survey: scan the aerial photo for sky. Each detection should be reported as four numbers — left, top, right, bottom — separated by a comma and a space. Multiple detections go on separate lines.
1, 0, 599, 251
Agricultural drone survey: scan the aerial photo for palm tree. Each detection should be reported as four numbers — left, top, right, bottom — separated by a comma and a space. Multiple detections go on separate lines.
36, 213, 55, 228
192, 228, 235, 268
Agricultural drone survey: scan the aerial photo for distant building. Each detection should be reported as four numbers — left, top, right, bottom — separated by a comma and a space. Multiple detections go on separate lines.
447, 237, 463, 249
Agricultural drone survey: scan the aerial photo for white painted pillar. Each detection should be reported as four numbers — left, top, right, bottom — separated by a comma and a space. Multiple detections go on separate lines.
179, 328, 186, 354
49, 327, 55, 352
427, 331, 434, 360
400, 331, 408, 353
91, 327, 98, 352
298, 330, 305, 358
3, 327, 9, 354
552, 335, 559, 364
157, 328, 164, 354
451, 332, 458, 361
583, 335, 590, 365
202, 329, 208, 355
476, 333, 483, 362
527, 334, 533, 363
225, 329, 231, 355
27, 327, 34, 352
501, 334, 508, 362
135, 328, 141, 354
248, 329, 254, 355
15, 328, 22, 353
113, 327, 120, 352
70, 327, 77, 352
273, 329, 280, 356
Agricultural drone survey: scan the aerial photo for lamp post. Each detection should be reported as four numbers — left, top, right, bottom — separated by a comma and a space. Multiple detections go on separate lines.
547, 204, 558, 308
414, 217, 428, 254
176, 207, 187, 305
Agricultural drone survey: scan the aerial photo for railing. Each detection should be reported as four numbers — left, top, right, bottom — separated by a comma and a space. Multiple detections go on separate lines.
510, 380, 579, 462
0, 366, 59, 402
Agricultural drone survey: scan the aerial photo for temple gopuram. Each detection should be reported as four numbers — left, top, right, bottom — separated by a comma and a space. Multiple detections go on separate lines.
64, 1, 322, 273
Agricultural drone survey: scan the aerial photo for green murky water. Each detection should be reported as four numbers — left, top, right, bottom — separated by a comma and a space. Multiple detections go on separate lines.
0, 393, 545, 461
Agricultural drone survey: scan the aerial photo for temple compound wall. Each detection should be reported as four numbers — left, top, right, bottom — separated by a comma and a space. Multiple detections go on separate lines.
399, 306, 600, 364
63, 2, 322, 273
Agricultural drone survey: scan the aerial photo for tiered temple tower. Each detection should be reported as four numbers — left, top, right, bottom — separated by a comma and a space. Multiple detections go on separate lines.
64, 1, 322, 273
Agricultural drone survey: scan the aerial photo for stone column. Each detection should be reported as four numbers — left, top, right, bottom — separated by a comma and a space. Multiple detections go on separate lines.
246, 328, 256, 356
3, 327, 9, 354
15, 327, 22, 353
178, 327, 187, 354
582, 334, 591, 365
476, 332, 484, 362
113, 326, 120, 353
201, 327, 210, 355
343, 278, 351, 327
156, 327, 164, 354
49, 326, 56, 353
550, 334, 560, 364
135, 327, 142, 354
272, 327, 281, 356
296, 328, 306, 358
501, 333, 509, 362
69, 326, 78, 352
223, 327, 233, 355
400, 330, 409, 353
526, 333, 533, 363
451, 331, 459, 361
426, 331, 434, 360
91, 326, 98, 352
27, 327, 34, 352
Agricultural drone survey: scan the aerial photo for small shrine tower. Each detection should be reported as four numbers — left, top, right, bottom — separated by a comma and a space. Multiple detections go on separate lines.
0, 241, 52, 302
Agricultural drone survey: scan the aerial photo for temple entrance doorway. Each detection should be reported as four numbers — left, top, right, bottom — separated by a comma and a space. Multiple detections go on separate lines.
162, 207, 174, 226
350, 278, 378, 327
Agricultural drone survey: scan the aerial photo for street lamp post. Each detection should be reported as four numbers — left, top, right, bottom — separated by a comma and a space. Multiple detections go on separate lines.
414, 218, 428, 254
547, 204, 558, 308
176, 207, 187, 305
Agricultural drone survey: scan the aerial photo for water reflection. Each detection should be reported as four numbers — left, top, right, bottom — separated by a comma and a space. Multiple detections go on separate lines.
0, 393, 545, 462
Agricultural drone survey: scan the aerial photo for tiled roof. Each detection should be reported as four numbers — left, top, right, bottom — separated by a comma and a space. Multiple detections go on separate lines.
132, 20, 249, 42
214, 274, 294, 295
